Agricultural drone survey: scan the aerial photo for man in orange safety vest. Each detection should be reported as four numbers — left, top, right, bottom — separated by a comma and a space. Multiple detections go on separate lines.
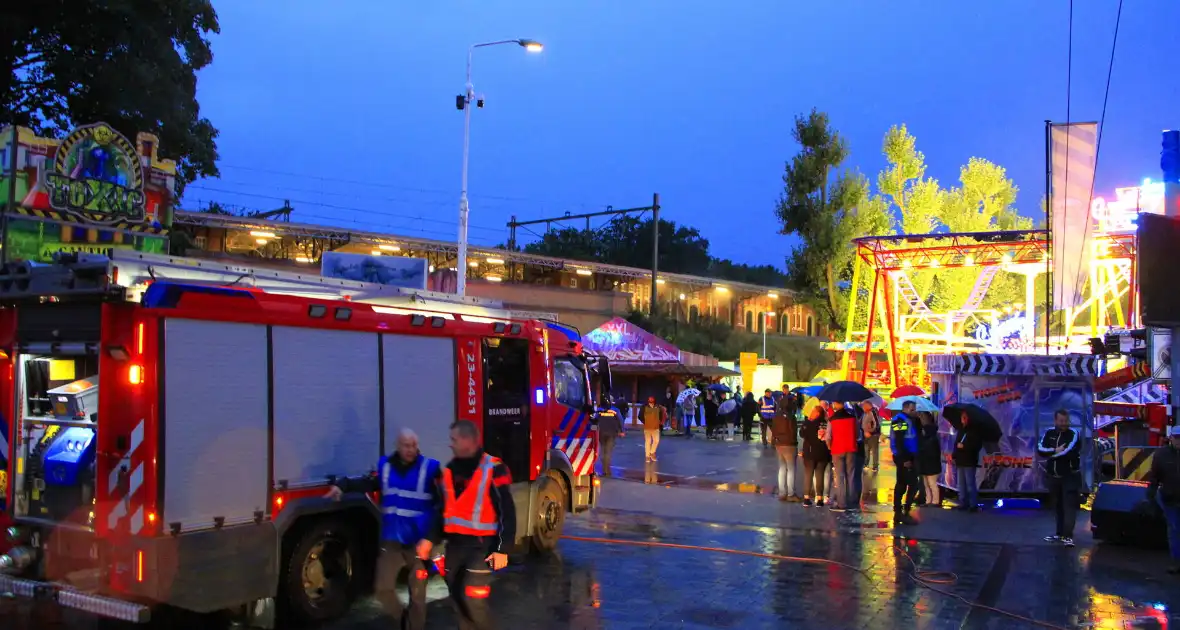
418, 420, 515, 629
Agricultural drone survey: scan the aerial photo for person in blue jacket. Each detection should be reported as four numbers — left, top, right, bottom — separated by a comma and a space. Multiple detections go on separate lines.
326, 429, 441, 630
889, 400, 921, 524
759, 389, 777, 446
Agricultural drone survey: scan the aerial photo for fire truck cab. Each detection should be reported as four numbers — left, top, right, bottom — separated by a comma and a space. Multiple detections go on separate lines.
0, 251, 607, 625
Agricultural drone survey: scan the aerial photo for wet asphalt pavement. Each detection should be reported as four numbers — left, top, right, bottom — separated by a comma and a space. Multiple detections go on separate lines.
4, 429, 1178, 629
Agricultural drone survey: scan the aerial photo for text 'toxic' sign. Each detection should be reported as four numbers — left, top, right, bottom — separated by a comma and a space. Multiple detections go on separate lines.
45, 122, 147, 224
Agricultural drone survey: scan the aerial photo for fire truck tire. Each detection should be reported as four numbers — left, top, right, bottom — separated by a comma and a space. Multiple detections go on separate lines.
530, 476, 566, 555
280, 518, 359, 624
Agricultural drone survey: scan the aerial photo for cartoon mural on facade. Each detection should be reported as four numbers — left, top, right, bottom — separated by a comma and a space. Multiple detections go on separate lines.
1, 123, 176, 262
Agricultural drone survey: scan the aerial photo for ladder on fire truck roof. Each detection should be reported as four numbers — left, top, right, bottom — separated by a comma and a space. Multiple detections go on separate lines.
0, 251, 558, 321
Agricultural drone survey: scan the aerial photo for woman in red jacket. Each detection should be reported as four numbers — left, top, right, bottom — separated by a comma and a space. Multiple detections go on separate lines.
824, 401, 860, 511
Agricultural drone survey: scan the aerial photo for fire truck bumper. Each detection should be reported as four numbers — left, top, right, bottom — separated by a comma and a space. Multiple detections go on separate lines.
0, 574, 151, 623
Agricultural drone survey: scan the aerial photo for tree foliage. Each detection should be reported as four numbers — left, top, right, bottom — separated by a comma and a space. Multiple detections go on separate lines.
776, 109, 889, 332
523, 216, 787, 286
869, 126, 1029, 319
877, 125, 945, 235
2, 1, 222, 193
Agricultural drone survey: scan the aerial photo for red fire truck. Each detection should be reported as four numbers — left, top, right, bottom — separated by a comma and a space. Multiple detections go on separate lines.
0, 251, 607, 625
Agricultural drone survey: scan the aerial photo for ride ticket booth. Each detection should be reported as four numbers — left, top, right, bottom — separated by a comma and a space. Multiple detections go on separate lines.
926, 353, 1102, 497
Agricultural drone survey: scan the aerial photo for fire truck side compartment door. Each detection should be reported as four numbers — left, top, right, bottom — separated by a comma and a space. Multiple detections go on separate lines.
272, 327, 380, 484
163, 319, 270, 533
381, 334, 456, 464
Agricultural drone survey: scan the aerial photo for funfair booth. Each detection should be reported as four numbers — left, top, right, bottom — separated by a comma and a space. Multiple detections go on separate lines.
927, 353, 1101, 497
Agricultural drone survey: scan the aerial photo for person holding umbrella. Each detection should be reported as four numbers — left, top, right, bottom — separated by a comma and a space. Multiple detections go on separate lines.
948, 406, 986, 512
718, 393, 739, 441
824, 401, 860, 512
800, 404, 832, 507
815, 381, 876, 512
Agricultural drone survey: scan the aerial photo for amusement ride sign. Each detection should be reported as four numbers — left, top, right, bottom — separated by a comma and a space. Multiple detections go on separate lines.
44, 122, 147, 224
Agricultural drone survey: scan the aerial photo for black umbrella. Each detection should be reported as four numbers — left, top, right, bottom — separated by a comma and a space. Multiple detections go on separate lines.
815, 380, 875, 403
942, 403, 1003, 442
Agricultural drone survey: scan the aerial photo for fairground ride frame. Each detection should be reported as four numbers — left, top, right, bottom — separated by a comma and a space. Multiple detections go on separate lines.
836, 229, 1137, 390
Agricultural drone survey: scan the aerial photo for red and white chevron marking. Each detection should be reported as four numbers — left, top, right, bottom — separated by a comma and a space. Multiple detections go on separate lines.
106, 419, 147, 534
564, 438, 596, 476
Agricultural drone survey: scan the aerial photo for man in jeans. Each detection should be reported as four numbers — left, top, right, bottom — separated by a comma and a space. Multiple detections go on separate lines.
861, 400, 882, 473
824, 401, 859, 511
953, 410, 984, 512
1036, 408, 1082, 546
772, 386, 800, 502
640, 396, 667, 462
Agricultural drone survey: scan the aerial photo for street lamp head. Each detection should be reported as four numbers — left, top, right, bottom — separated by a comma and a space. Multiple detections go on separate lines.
518, 39, 544, 52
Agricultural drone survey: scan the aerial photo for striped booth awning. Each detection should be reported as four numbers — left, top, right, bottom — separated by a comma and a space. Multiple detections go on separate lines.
928, 353, 1102, 377
13, 206, 168, 236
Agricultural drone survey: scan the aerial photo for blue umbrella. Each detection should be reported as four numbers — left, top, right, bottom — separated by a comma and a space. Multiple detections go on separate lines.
792, 385, 823, 397
708, 383, 732, 393
886, 395, 938, 413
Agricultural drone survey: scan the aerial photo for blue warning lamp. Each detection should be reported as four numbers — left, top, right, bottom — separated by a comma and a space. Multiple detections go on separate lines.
1162, 130, 1180, 183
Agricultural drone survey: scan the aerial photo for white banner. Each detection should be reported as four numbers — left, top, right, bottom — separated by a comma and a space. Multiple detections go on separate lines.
1050, 122, 1099, 309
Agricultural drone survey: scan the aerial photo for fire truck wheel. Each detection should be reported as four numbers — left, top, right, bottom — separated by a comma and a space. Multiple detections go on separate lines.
530, 476, 566, 555
281, 519, 358, 623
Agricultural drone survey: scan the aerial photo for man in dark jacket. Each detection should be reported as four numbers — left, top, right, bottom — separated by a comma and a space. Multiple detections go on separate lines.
889, 401, 920, 524
1146, 425, 1180, 574
597, 404, 624, 477
772, 387, 799, 502
421, 421, 516, 630
1036, 408, 1082, 546
952, 410, 984, 513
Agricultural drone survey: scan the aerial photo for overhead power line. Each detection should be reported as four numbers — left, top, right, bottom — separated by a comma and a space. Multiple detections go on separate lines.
214, 163, 611, 209
181, 197, 502, 244
185, 185, 506, 233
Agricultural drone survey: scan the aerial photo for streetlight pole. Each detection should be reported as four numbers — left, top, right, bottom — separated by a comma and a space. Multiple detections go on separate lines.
456, 38, 543, 297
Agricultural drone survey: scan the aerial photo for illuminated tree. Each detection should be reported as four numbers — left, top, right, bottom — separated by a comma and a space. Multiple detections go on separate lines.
776, 109, 890, 332
871, 128, 1028, 324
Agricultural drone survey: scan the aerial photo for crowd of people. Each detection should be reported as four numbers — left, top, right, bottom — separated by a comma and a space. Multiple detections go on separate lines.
607, 381, 1180, 570
766, 388, 951, 524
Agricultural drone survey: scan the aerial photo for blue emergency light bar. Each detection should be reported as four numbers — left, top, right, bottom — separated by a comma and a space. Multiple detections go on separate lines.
544, 321, 581, 343
142, 282, 256, 309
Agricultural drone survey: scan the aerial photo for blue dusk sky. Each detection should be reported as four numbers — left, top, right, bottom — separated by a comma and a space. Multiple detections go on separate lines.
187, 0, 1180, 269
